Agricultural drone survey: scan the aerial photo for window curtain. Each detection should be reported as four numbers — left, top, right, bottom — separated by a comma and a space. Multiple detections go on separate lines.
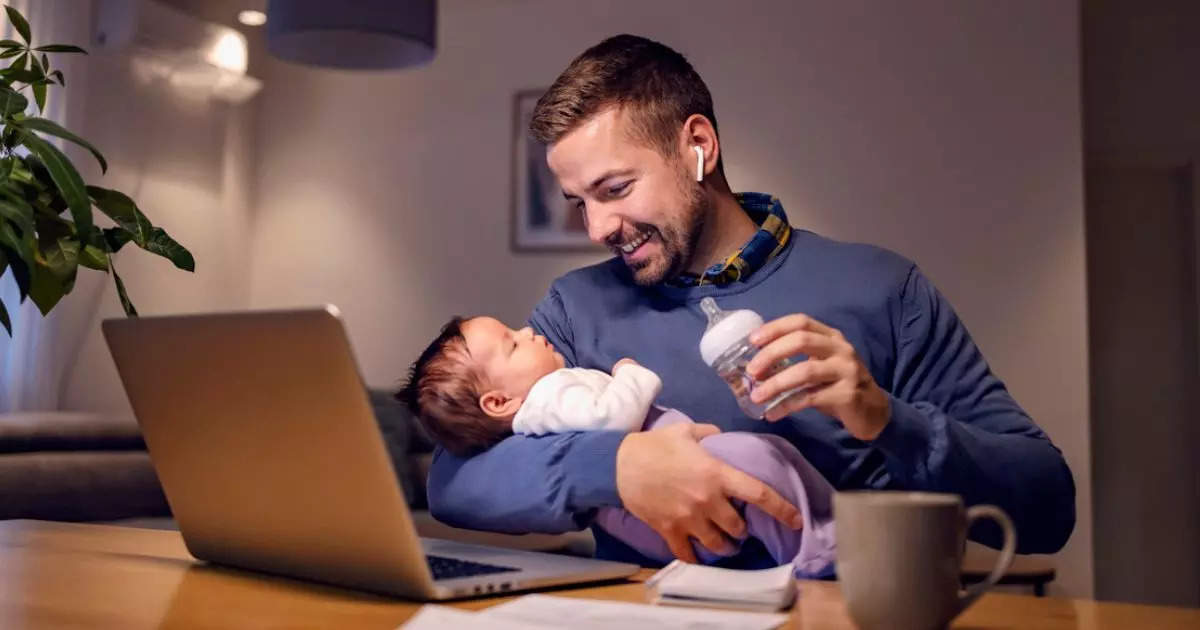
0, 0, 106, 412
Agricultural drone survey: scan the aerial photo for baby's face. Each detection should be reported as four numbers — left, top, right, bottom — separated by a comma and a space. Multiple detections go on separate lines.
461, 317, 565, 398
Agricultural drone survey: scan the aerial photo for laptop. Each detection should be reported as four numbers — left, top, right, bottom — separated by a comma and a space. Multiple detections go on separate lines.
102, 306, 639, 600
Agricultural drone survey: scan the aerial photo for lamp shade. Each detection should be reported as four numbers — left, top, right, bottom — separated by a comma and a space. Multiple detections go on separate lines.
266, 0, 436, 70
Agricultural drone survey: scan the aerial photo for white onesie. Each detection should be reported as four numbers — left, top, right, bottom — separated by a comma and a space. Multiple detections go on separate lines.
511, 364, 663, 435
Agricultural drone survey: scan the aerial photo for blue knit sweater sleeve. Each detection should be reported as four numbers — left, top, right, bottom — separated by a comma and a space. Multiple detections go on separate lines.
872, 266, 1076, 553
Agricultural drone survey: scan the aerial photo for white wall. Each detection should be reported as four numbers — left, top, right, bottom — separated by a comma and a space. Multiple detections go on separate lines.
59, 46, 258, 412
247, 0, 1090, 596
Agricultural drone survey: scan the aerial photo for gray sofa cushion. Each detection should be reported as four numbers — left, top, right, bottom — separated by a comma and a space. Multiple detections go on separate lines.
369, 388, 429, 507
0, 450, 169, 521
0, 412, 145, 453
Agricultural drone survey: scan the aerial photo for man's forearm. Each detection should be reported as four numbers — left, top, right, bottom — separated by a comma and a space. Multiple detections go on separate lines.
873, 397, 1076, 554
427, 431, 625, 534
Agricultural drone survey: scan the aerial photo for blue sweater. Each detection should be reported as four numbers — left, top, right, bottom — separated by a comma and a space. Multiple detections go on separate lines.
428, 230, 1076, 555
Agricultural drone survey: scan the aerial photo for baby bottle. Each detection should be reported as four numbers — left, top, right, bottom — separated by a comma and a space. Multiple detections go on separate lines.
699, 297, 800, 419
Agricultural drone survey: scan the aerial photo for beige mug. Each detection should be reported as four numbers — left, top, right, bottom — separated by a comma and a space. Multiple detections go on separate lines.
834, 491, 1016, 630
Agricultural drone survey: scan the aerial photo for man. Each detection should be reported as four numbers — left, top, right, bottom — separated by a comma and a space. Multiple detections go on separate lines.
428, 34, 1075, 565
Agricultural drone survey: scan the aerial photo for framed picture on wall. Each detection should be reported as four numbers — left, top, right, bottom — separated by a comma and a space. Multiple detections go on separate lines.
511, 89, 602, 251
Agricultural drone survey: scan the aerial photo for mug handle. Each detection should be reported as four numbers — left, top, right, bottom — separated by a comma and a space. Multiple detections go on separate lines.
957, 504, 1017, 612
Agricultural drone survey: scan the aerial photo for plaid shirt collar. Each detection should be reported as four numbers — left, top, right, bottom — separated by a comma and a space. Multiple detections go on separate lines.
667, 192, 792, 287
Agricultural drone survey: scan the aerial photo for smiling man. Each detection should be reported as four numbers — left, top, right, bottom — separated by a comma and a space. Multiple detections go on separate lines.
427, 34, 1075, 565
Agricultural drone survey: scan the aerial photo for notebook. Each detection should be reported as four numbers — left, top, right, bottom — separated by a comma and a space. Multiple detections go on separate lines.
645, 561, 799, 612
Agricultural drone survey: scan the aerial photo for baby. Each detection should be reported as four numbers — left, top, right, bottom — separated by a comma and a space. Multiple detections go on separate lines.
397, 315, 835, 576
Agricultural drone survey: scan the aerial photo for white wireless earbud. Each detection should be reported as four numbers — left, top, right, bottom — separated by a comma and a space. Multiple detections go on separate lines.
693, 146, 704, 182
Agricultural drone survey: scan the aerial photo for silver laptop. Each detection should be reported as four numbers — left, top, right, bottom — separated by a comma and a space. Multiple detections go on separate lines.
102, 306, 639, 600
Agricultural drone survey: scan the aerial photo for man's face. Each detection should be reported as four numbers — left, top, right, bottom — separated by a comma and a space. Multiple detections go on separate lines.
547, 107, 707, 286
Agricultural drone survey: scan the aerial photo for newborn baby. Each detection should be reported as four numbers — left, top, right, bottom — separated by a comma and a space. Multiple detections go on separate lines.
397, 315, 835, 576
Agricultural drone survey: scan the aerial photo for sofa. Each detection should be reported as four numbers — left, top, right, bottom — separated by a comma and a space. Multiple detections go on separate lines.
0, 390, 593, 555
0, 411, 169, 521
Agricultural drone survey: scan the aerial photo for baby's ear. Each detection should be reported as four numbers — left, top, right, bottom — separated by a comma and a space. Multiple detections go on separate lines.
479, 390, 522, 419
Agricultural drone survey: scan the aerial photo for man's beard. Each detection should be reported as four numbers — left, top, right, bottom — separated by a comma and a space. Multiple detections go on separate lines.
622, 175, 708, 287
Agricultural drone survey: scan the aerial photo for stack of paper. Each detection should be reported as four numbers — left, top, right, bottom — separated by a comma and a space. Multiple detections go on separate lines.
399, 593, 789, 629
646, 560, 798, 612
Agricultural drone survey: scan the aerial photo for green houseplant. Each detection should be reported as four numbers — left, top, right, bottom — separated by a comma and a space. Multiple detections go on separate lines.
0, 4, 193, 335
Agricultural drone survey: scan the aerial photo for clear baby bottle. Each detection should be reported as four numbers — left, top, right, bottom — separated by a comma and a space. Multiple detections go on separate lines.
699, 297, 801, 419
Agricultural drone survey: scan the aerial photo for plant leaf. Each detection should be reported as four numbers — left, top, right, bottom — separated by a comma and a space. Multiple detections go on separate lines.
5, 6, 31, 44
33, 211, 72, 247
1, 242, 30, 301
0, 67, 41, 83
0, 219, 33, 266
19, 130, 92, 233
39, 53, 48, 71
14, 155, 49, 190
143, 227, 194, 271
0, 83, 27, 115
102, 226, 133, 252
0, 39, 21, 49
41, 236, 79, 283
87, 186, 150, 244
11, 51, 27, 71
28, 49, 41, 74
79, 243, 108, 271
0, 47, 21, 59
50, 69, 63, 86
31, 79, 44, 112
34, 44, 86, 55
16, 118, 108, 173
2, 126, 20, 151
110, 259, 137, 316
0, 197, 33, 234
28, 259, 65, 315
27, 229, 78, 314
0, 248, 9, 333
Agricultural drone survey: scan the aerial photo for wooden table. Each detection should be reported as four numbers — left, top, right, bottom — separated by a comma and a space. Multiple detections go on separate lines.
1, 520, 1197, 629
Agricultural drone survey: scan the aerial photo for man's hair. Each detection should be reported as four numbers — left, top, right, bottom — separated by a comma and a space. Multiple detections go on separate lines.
530, 34, 722, 173
396, 317, 513, 457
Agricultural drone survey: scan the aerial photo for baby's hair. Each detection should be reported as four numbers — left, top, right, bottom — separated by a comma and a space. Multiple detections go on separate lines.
396, 317, 513, 456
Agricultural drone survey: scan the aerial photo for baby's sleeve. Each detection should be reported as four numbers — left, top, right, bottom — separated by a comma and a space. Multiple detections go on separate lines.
559, 364, 662, 433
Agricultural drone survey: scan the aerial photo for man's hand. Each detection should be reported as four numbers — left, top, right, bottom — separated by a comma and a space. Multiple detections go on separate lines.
613, 357, 639, 371
747, 313, 891, 440
615, 423, 804, 563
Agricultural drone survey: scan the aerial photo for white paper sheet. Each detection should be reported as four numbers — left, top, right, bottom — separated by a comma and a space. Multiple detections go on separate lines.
398, 604, 556, 629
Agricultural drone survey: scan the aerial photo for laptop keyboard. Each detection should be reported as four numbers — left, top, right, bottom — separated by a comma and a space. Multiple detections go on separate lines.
426, 554, 520, 581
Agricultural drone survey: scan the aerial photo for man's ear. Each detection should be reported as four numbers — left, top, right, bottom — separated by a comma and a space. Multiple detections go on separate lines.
680, 113, 719, 179
480, 390, 523, 418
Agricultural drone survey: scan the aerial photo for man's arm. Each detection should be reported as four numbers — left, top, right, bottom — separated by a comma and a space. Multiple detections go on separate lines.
870, 267, 1075, 553
749, 266, 1075, 554
427, 430, 624, 533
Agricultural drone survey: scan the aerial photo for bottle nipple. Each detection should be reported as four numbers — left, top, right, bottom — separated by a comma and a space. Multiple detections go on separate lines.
700, 297, 725, 329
